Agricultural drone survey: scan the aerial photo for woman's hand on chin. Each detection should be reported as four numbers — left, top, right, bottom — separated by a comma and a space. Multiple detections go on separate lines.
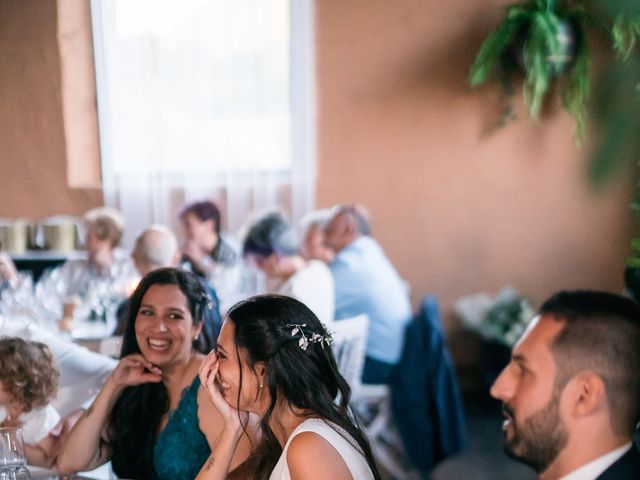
109, 353, 163, 389
199, 352, 248, 435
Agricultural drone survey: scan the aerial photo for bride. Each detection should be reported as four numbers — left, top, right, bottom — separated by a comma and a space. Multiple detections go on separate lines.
196, 294, 380, 480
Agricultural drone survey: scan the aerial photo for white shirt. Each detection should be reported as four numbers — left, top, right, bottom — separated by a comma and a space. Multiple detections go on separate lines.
559, 443, 632, 480
277, 260, 335, 325
0, 404, 60, 444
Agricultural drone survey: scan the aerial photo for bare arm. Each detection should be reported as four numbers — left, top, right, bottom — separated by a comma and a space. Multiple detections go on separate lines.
56, 354, 162, 474
0, 253, 20, 285
195, 353, 253, 480
287, 432, 353, 480
25, 435, 57, 469
195, 428, 245, 480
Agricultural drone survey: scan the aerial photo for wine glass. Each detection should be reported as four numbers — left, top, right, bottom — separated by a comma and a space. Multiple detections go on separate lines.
0, 427, 30, 480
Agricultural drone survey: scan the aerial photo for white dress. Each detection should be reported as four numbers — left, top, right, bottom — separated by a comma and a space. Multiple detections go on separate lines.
269, 418, 374, 480
277, 260, 335, 325
0, 404, 60, 444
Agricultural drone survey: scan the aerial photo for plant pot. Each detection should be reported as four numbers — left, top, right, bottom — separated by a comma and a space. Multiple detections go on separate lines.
0, 220, 30, 254
510, 18, 579, 76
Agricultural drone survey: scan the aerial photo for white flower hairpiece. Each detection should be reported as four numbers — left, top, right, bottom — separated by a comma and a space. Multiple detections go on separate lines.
286, 323, 333, 351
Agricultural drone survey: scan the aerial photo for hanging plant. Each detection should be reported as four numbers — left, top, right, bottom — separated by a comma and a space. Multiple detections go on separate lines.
469, 0, 591, 142
612, 14, 640, 61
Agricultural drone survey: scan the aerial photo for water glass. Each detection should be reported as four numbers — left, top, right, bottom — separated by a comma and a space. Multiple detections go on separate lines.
0, 428, 30, 480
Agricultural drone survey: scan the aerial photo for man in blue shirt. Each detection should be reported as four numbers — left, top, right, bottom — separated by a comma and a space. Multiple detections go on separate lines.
325, 205, 411, 384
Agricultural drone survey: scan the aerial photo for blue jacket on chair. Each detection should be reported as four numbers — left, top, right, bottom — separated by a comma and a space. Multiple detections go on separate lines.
389, 295, 467, 478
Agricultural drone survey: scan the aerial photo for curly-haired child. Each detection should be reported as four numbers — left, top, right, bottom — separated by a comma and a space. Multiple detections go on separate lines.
0, 337, 61, 467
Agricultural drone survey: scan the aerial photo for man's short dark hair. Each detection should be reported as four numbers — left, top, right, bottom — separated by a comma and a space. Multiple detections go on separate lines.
540, 290, 640, 436
178, 200, 221, 235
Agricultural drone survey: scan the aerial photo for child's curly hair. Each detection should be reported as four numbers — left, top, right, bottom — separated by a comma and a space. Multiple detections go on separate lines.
0, 337, 59, 413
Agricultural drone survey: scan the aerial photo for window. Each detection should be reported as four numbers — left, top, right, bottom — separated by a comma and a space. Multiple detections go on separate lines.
91, 0, 315, 240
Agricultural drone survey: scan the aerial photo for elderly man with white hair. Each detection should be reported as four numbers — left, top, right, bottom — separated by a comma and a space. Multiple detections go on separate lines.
324, 204, 412, 384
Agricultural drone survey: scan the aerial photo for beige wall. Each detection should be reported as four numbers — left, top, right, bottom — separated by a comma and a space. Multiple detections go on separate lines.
0, 0, 102, 220
315, 0, 634, 324
0, 0, 634, 326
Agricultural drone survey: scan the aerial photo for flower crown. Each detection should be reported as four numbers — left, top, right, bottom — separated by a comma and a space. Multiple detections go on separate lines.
286, 323, 333, 351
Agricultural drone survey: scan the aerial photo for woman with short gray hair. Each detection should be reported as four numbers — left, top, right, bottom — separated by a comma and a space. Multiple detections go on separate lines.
243, 212, 334, 324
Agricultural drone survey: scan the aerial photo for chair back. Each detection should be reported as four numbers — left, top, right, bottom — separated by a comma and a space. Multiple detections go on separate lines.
330, 314, 369, 391
390, 294, 467, 475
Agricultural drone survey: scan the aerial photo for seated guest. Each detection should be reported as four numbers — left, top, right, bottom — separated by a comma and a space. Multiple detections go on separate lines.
0, 312, 117, 417
195, 295, 381, 480
115, 225, 223, 349
0, 337, 60, 468
243, 212, 334, 325
0, 252, 20, 291
299, 209, 335, 263
0, 313, 118, 466
324, 204, 411, 384
491, 290, 640, 479
179, 200, 242, 305
34, 207, 137, 321
0, 252, 34, 317
57, 268, 256, 479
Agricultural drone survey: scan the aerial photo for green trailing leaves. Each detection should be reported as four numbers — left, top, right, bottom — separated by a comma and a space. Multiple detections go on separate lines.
469, 9, 531, 86
612, 14, 640, 60
589, 56, 640, 184
470, 0, 640, 270
561, 33, 589, 143
523, 10, 562, 118
469, 0, 591, 140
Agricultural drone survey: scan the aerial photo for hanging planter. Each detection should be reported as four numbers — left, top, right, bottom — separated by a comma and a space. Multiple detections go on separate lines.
469, 0, 590, 142
469, 1, 640, 144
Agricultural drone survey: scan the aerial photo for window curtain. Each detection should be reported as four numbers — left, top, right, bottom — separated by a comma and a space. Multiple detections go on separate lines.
91, 0, 316, 247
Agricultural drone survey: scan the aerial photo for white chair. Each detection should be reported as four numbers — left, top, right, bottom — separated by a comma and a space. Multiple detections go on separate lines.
329, 314, 369, 392
329, 314, 417, 478
354, 384, 419, 479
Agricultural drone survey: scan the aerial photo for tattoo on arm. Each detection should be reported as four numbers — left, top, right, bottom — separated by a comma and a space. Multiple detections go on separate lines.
204, 454, 215, 471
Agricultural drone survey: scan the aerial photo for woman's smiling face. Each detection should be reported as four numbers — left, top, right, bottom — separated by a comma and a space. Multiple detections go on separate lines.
134, 283, 201, 368
215, 320, 264, 413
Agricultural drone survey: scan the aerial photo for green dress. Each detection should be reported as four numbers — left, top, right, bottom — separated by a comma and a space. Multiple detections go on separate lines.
153, 376, 211, 479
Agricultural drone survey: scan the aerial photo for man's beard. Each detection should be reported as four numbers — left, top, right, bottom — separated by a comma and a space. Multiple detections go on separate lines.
502, 390, 569, 473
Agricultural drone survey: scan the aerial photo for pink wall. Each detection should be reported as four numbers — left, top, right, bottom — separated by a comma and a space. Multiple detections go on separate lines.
0, 0, 633, 328
315, 0, 634, 321
0, 0, 102, 220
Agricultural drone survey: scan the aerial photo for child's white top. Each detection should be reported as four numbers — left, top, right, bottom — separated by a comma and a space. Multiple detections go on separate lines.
0, 404, 60, 444
269, 418, 374, 480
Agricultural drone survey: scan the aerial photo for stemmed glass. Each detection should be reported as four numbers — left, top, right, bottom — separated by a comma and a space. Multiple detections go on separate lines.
0, 428, 30, 480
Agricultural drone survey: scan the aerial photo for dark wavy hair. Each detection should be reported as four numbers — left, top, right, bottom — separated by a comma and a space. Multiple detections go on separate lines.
178, 200, 222, 235
227, 294, 381, 480
108, 267, 210, 479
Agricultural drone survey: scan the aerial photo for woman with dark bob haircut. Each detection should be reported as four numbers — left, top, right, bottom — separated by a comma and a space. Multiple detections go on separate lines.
58, 268, 257, 479
195, 294, 380, 480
